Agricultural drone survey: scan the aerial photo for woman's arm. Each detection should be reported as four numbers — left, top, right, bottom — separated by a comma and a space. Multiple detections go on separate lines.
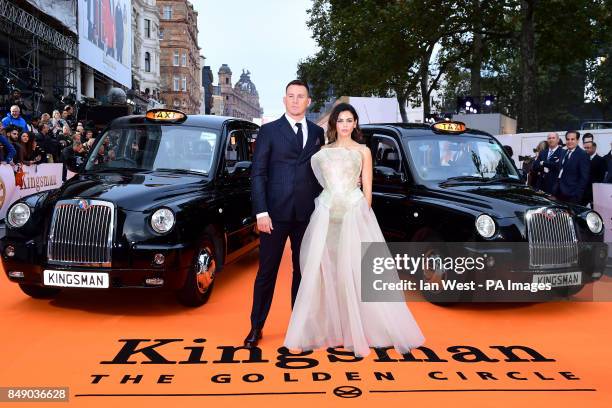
361, 146, 373, 207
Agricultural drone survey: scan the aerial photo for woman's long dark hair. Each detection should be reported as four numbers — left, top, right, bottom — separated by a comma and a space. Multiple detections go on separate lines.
19, 131, 35, 158
326, 102, 363, 144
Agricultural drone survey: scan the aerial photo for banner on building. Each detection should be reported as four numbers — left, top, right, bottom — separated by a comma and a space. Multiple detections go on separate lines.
24, 0, 78, 34
0, 164, 64, 219
77, 0, 132, 88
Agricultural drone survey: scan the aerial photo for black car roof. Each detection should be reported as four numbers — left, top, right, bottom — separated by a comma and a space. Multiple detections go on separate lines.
362, 123, 494, 139
108, 114, 254, 129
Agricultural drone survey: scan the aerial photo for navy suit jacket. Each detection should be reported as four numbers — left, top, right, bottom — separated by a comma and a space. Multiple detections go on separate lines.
532, 147, 564, 193
251, 115, 325, 222
557, 147, 590, 202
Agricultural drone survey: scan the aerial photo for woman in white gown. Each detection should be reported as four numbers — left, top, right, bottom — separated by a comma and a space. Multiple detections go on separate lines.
284, 103, 425, 357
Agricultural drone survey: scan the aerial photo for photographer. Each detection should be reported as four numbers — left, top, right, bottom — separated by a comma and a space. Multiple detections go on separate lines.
519, 141, 546, 188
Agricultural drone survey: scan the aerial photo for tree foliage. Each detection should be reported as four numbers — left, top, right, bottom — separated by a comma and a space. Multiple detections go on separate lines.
300, 0, 611, 130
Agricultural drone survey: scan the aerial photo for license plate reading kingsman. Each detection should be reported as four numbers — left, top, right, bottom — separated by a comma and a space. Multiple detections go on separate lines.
532, 271, 582, 287
43, 270, 109, 288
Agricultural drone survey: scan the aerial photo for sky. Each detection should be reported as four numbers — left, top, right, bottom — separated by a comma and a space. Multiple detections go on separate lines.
196, 0, 318, 119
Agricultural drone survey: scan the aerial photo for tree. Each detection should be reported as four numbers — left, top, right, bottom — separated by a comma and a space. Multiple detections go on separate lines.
300, 0, 472, 122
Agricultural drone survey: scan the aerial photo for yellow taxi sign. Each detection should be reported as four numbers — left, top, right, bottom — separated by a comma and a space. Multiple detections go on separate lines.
145, 109, 187, 122
432, 121, 466, 134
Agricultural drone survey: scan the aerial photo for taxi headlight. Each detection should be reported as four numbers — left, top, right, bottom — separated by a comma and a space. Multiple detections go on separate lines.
475, 214, 496, 238
151, 208, 175, 234
586, 211, 603, 234
7, 203, 31, 228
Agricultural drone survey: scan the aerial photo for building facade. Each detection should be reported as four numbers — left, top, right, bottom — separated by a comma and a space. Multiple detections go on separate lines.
215, 64, 263, 121
132, 0, 161, 97
202, 65, 214, 115
157, 0, 201, 113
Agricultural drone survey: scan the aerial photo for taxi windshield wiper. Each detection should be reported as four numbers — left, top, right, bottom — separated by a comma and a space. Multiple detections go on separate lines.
484, 175, 520, 183
155, 168, 208, 176
444, 175, 486, 182
91, 167, 148, 173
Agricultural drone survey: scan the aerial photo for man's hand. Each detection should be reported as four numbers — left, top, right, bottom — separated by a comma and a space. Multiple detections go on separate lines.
257, 215, 274, 234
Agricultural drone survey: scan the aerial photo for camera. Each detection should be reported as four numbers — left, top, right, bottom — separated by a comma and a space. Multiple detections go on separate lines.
518, 155, 533, 163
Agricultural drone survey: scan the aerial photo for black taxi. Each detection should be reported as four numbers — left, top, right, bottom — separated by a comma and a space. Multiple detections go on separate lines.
1, 109, 259, 306
361, 121, 607, 302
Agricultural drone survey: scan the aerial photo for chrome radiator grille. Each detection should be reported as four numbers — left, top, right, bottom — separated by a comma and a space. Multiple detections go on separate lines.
525, 208, 578, 269
47, 199, 114, 267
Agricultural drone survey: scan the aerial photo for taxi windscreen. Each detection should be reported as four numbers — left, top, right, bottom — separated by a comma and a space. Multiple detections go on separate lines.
84, 125, 220, 175
404, 136, 519, 182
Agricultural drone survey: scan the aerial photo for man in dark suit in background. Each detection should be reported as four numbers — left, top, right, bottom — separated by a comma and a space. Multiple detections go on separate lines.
245, 80, 325, 348
533, 132, 564, 194
553, 131, 590, 204
605, 142, 612, 183
583, 141, 607, 205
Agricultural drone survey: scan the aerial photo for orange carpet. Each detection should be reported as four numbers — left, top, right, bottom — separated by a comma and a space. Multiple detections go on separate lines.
1, 246, 611, 407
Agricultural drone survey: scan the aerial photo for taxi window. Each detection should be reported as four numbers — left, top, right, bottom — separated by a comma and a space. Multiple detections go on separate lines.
405, 137, 518, 181
85, 125, 221, 175
372, 135, 402, 172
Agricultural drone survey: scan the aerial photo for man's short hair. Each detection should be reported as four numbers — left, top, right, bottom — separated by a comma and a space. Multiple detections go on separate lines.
285, 80, 310, 95
10, 105, 20, 112
565, 130, 580, 139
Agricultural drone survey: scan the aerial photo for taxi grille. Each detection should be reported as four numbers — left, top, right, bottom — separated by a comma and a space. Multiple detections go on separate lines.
525, 208, 578, 269
47, 199, 114, 267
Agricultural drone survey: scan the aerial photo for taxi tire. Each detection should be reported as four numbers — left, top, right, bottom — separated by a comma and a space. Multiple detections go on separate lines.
18, 284, 61, 299
413, 231, 464, 305
176, 237, 217, 307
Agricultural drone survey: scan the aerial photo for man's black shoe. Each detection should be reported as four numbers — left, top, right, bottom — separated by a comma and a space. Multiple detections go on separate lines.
243, 328, 262, 348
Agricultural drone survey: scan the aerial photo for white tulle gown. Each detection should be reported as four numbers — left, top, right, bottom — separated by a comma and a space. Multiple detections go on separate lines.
284, 147, 425, 357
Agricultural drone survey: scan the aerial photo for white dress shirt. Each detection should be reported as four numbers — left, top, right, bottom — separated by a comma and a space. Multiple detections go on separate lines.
256, 114, 309, 220
284, 113, 308, 148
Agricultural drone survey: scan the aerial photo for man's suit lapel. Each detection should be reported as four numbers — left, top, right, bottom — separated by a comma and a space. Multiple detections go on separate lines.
300, 120, 319, 157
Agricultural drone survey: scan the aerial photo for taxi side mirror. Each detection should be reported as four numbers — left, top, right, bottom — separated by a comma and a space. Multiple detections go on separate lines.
225, 161, 251, 178
65, 156, 84, 174
374, 166, 404, 183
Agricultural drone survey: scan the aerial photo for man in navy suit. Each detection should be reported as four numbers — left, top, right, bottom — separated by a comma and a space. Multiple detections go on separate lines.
245, 80, 325, 348
583, 141, 607, 205
533, 132, 564, 194
553, 131, 590, 204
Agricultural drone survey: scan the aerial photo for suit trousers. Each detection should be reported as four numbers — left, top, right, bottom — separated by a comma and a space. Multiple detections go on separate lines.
250, 218, 309, 330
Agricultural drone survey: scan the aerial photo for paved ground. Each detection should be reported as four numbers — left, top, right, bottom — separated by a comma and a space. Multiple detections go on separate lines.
1, 246, 611, 407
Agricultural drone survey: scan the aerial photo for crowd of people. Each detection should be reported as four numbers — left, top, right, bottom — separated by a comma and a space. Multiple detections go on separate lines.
520, 131, 612, 207
0, 104, 105, 169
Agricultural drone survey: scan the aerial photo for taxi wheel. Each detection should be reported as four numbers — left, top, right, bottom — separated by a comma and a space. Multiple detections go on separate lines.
176, 238, 217, 307
18, 284, 61, 299
416, 236, 464, 305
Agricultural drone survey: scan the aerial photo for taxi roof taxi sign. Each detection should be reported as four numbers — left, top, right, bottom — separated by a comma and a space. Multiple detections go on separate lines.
431, 121, 466, 134
145, 109, 187, 123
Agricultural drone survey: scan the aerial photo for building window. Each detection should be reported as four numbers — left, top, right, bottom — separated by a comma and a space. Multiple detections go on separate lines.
173, 50, 179, 66
144, 19, 151, 38
163, 6, 172, 19
159, 29, 164, 40
144, 52, 151, 72
225, 78, 229, 84
181, 52, 187, 67
182, 76, 187, 92
173, 76, 180, 92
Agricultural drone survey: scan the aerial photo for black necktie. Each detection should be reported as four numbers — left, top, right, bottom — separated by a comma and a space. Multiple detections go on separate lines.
295, 122, 304, 150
